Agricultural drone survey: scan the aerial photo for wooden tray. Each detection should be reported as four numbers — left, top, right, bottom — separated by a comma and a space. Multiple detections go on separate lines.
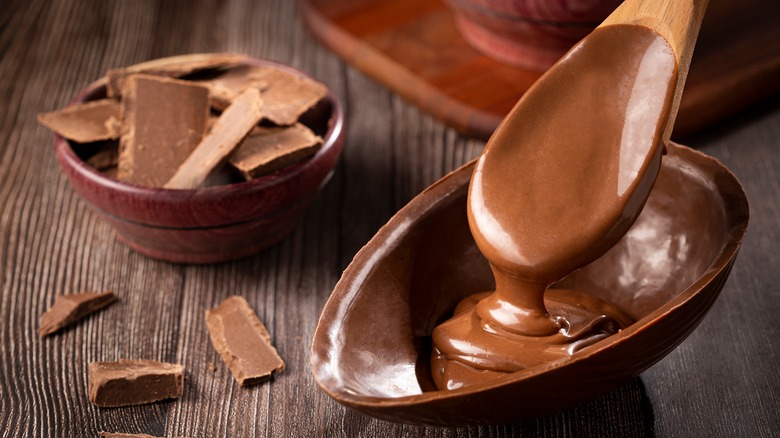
301, 0, 780, 139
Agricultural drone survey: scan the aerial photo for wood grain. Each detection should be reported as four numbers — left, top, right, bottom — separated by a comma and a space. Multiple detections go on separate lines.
0, 0, 778, 436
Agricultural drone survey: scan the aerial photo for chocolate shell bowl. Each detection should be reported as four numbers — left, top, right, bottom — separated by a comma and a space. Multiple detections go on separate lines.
446, 0, 621, 71
53, 57, 344, 264
311, 142, 748, 425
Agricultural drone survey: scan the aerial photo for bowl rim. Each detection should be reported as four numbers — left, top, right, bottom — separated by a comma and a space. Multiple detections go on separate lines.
445, 0, 613, 27
311, 142, 749, 408
54, 55, 344, 205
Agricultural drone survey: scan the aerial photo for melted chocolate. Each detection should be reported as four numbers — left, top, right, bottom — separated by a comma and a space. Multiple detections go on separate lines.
432, 25, 678, 390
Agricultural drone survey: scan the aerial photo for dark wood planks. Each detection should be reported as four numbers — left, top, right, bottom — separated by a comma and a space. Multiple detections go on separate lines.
0, 0, 778, 436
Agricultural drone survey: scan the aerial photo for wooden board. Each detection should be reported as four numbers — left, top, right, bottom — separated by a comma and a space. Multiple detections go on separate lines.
3, 0, 780, 436
301, 0, 780, 139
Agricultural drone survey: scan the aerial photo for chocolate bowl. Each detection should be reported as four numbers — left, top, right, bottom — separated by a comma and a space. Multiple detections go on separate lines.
311, 142, 748, 425
53, 56, 344, 264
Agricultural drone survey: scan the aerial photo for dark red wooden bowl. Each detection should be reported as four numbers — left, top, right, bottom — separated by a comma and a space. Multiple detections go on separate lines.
54, 57, 344, 263
446, 0, 621, 70
311, 142, 749, 425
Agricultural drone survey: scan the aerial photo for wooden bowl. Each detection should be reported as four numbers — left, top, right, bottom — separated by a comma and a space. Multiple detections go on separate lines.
445, 0, 621, 70
311, 142, 749, 425
54, 58, 345, 264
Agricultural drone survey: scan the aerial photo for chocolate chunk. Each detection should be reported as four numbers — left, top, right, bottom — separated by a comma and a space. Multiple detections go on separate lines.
102, 166, 118, 179
106, 52, 249, 97
229, 123, 322, 179
37, 99, 121, 143
205, 296, 284, 386
98, 433, 162, 438
164, 88, 264, 189
85, 142, 119, 170
201, 65, 326, 125
88, 359, 184, 407
118, 74, 209, 187
200, 65, 270, 111
256, 68, 327, 126
38, 291, 117, 337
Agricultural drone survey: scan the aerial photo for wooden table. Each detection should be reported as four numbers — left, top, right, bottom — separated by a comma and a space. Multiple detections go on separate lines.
1, 0, 777, 436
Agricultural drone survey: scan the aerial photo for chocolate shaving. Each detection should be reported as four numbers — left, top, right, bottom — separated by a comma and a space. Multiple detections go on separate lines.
88, 359, 184, 407
38, 291, 117, 337
37, 99, 121, 143
205, 296, 284, 386
229, 123, 322, 179
118, 74, 209, 187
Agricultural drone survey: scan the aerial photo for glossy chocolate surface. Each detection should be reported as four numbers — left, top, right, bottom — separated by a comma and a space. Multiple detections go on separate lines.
431, 25, 677, 389
311, 143, 748, 425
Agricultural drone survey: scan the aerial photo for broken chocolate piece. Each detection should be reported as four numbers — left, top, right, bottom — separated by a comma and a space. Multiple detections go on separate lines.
164, 88, 263, 189
118, 74, 209, 187
202, 65, 326, 125
98, 433, 161, 438
85, 142, 119, 170
37, 99, 121, 143
229, 123, 322, 179
102, 166, 118, 179
201, 65, 270, 111
106, 52, 248, 97
255, 68, 327, 126
205, 296, 284, 386
88, 359, 184, 407
38, 291, 117, 337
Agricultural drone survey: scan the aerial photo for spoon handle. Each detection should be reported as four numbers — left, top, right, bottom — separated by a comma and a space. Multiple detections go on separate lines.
601, 0, 710, 141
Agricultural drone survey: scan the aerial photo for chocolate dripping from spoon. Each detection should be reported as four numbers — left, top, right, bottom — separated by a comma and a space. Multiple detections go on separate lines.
431, 0, 709, 390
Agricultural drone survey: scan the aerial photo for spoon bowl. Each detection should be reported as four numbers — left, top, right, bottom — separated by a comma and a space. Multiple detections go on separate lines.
311, 142, 748, 425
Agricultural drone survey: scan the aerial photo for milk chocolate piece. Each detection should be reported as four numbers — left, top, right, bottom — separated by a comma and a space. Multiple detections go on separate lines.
98, 433, 161, 438
102, 166, 118, 179
88, 359, 184, 407
200, 65, 325, 124
118, 74, 209, 187
106, 52, 248, 97
37, 99, 121, 143
85, 142, 119, 170
259, 68, 327, 125
164, 88, 263, 189
38, 291, 117, 337
229, 123, 322, 179
205, 296, 284, 386
201, 65, 270, 111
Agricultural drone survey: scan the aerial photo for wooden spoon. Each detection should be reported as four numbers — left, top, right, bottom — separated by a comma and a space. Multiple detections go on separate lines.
602, 0, 710, 143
